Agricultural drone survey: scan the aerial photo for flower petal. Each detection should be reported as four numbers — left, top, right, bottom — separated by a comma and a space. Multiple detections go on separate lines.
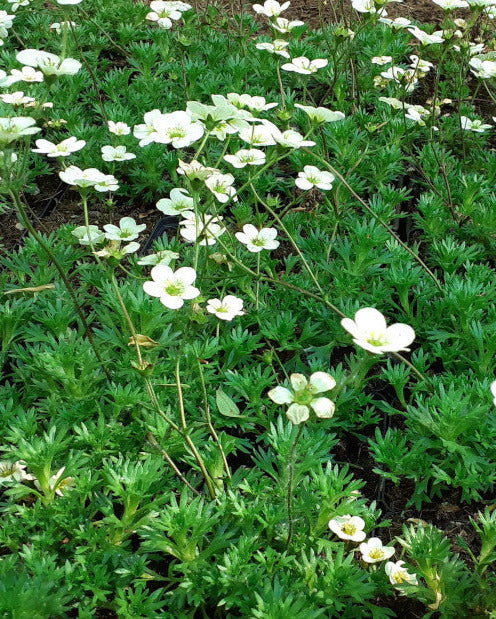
290, 373, 307, 391
309, 372, 336, 393
286, 403, 309, 424
310, 397, 335, 418
268, 386, 293, 404
354, 307, 387, 334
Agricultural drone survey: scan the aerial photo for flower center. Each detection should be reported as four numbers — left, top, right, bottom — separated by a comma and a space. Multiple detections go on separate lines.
369, 549, 385, 560
393, 571, 408, 584
366, 331, 388, 347
165, 281, 185, 296
341, 523, 357, 536
168, 127, 187, 139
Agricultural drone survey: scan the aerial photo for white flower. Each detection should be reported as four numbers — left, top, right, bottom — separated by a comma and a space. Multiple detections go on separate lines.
491, 380, 496, 406
137, 250, 179, 266
238, 120, 279, 146
56, 0, 83, 5
179, 211, 225, 245
341, 307, 415, 354
32, 136, 85, 157
432, 0, 469, 7
177, 158, 220, 180
101, 145, 136, 162
409, 55, 434, 73
8, 66, 44, 83
16, 49, 81, 76
143, 265, 200, 309
281, 56, 328, 75
460, 116, 492, 132
379, 16, 411, 27
328, 515, 367, 542
72, 224, 105, 245
207, 295, 245, 321
294, 103, 345, 124
255, 39, 290, 58
407, 27, 444, 45
385, 561, 418, 586
0, 460, 33, 484
0, 116, 40, 144
226, 92, 278, 112
156, 187, 194, 215
103, 217, 146, 241
272, 17, 304, 32
224, 148, 266, 168
0, 91, 35, 106
466, 0, 496, 5
235, 224, 279, 252
47, 467, 74, 496
49, 21, 77, 34
59, 165, 118, 191
296, 165, 334, 191
274, 129, 315, 148
268, 371, 337, 424
352, 0, 388, 14
252, 0, 290, 17
205, 173, 237, 203
133, 109, 166, 147
94, 240, 140, 259
150, 110, 204, 148
108, 120, 131, 135
360, 538, 395, 563
7, 0, 29, 11
371, 56, 392, 65
469, 58, 496, 79
146, 0, 187, 28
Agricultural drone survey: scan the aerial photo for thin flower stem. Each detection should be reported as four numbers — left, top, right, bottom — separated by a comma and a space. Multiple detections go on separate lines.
276, 61, 286, 109
147, 432, 200, 496
175, 356, 217, 500
9, 189, 111, 382
109, 273, 143, 365
286, 424, 304, 549
391, 351, 427, 382
195, 357, 232, 484
303, 149, 444, 292
255, 252, 261, 312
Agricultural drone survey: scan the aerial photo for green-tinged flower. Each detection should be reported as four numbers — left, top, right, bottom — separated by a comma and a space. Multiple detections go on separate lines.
268, 371, 336, 424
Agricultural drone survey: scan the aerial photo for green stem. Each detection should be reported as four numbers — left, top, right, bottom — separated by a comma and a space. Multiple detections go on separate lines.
9, 189, 111, 381
286, 424, 304, 549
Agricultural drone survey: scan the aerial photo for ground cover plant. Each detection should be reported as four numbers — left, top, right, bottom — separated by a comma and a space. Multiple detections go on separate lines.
1, 0, 496, 615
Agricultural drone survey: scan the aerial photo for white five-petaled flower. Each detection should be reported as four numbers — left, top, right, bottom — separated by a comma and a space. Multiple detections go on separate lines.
341, 307, 415, 354
371, 56, 393, 65
227, 92, 278, 112
55, 0, 83, 5
296, 165, 335, 191
7, 66, 44, 84
252, 0, 290, 17
32, 136, 86, 157
409, 55, 434, 73
103, 217, 146, 241
268, 371, 337, 425
224, 148, 266, 168
235, 224, 279, 253
294, 103, 345, 124
59, 165, 119, 192
360, 538, 395, 563
274, 129, 315, 148
0, 460, 33, 484
143, 265, 200, 309
432, 0, 469, 7
72, 225, 105, 246
407, 27, 444, 45
205, 173, 237, 203
281, 56, 328, 75
49, 21, 77, 34
0, 91, 35, 106
328, 515, 367, 542
16, 49, 81, 76
150, 110, 205, 148
146, 0, 190, 29
156, 187, 194, 215
271, 16, 304, 32
137, 250, 179, 266
101, 145, 136, 162
0, 116, 40, 144
460, 116, 492, 132
207, 295, 245, 321
179, 211, 226, 245
491, 380, 496, 406
385, 561, 418, 586
469, 58, 496, 79
352, 0, 389, 14
133, 109, 165, 147
238, 120, 279, 146
255, 39, 291, 58
108, 120, 131, 135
